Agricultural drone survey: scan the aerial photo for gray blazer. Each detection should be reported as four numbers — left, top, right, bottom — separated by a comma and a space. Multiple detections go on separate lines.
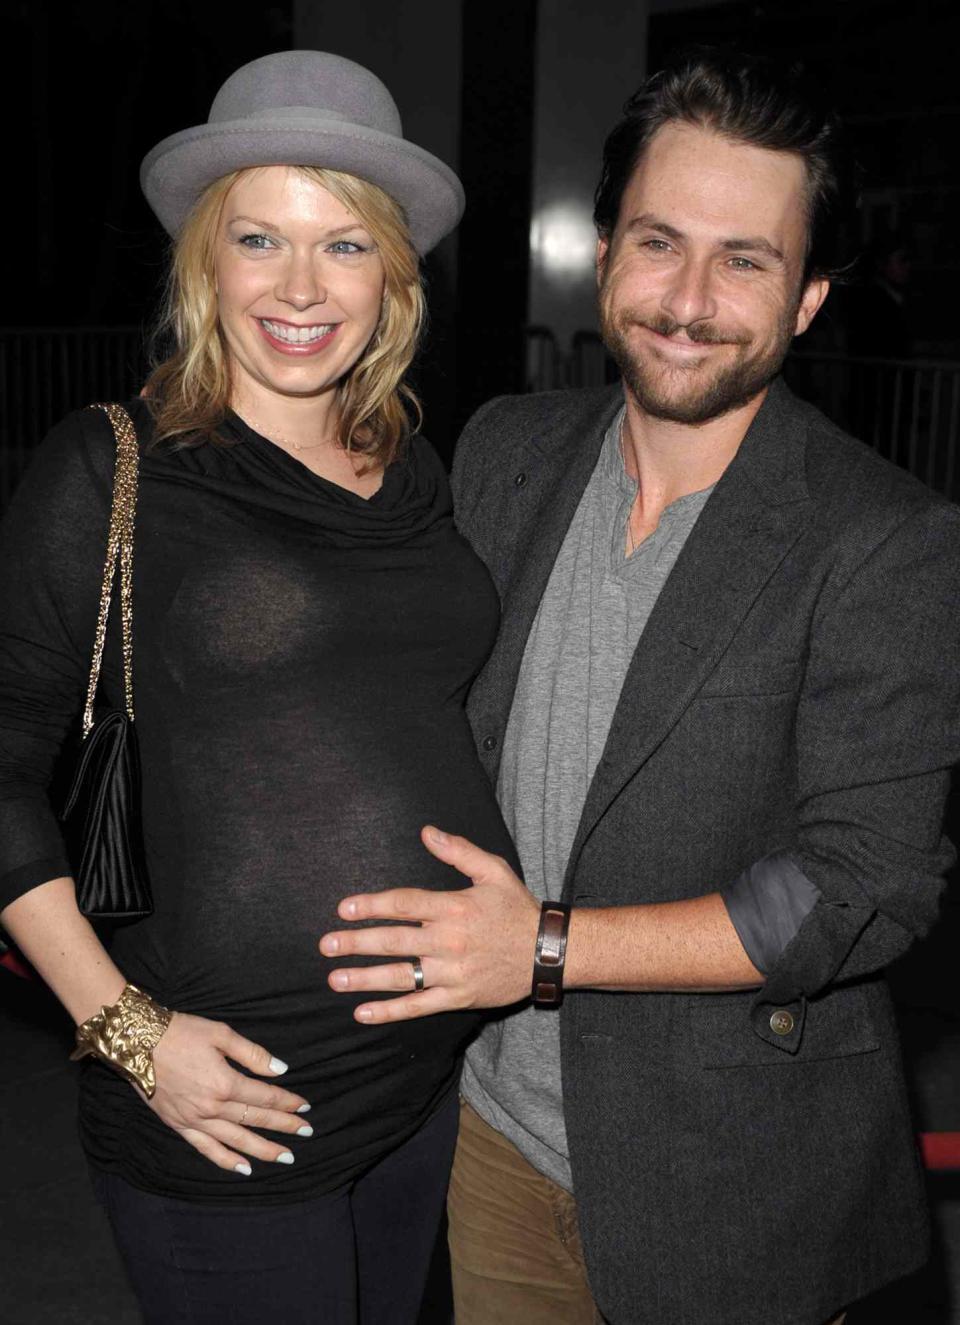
451, 378, 960, 1325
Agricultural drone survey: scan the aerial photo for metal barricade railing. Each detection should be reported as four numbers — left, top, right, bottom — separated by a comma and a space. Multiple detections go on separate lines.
4, 328, 958, 503
524, 324, 565, 393
526, 327, 615, 393
0, 326, 146, 509
784, 352, 960, 500
570, 329, 617, 390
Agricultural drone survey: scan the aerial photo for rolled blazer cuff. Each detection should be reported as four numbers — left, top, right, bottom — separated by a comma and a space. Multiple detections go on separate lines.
722, 852, 822, 975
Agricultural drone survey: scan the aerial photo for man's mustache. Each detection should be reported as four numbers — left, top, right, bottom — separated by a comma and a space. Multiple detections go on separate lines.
627, 312, 750, 346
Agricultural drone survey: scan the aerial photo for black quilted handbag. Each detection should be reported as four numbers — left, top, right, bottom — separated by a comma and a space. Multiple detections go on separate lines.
59, 403, 152, 921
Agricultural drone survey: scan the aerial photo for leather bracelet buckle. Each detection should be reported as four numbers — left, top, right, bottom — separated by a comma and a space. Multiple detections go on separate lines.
532, 901, 572, 1008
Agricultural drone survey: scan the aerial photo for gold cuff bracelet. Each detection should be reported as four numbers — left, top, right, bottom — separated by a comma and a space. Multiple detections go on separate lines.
70, 982, 172, 1098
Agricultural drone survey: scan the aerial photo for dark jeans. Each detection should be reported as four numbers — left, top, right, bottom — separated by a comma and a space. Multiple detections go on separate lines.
91, 1090, 458, 1325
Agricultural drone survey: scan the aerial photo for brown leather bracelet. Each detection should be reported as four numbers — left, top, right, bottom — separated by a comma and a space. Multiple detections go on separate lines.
532, 901, 572, 1008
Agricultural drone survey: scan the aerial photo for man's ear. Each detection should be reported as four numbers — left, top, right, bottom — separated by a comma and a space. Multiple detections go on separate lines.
794, 276, 830, 336
596, 234, 610, 288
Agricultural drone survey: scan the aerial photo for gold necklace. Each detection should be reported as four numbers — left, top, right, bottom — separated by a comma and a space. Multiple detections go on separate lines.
235, 407, 333, 453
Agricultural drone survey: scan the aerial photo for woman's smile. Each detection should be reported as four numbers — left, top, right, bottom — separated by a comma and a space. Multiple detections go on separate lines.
256, 317, 342, 355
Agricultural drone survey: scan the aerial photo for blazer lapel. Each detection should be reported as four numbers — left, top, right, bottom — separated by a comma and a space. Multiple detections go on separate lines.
469, 389, 623, 761
563, 379, 814, 888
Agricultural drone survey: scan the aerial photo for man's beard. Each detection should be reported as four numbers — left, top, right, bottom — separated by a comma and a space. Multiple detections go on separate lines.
599, 304, 797, 426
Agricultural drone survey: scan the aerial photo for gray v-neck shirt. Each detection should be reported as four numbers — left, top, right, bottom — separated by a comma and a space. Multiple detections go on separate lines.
461, 408, 714, 1190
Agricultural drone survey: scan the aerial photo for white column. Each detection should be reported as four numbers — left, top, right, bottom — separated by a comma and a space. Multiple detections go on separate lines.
528, 2, 648, 356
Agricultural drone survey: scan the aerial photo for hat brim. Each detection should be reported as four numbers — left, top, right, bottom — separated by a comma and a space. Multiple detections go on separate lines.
140, 117, 464, 255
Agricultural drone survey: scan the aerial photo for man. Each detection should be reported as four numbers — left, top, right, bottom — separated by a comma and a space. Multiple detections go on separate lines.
320, 51, 960, 1325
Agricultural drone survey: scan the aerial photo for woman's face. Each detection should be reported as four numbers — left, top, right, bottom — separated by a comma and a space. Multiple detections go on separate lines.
214, 166, 386, 408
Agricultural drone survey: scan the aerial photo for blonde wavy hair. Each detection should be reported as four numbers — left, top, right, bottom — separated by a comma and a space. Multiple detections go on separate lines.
144, 166, 426, 469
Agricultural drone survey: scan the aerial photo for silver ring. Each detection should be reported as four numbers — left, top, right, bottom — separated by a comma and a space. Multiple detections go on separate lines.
411, 958, 425, 992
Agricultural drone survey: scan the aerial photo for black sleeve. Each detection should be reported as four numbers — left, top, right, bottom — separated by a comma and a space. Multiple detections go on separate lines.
0, 409, 114, 912
759, 500, 960, 1003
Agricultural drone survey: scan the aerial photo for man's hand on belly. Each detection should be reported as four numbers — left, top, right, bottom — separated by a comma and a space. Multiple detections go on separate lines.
321, 827, 763, 1023
319, 827, 541, 1023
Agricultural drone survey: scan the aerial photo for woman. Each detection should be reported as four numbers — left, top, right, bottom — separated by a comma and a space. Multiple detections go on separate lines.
0, 51, 518, 1324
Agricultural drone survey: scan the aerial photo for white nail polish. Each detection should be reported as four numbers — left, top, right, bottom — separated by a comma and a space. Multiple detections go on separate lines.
297, 1125, 313, 1137
276, 1151, 295, 1164
296, 1103, 311, 1114
269, 1057, 288, 1075
235, 1162, 252, 1176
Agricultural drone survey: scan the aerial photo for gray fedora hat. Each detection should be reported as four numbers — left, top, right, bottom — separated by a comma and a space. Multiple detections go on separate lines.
140, 50, 464, 254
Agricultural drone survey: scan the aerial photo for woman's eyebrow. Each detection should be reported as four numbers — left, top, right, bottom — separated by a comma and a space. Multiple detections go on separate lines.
225, 215, 368, 239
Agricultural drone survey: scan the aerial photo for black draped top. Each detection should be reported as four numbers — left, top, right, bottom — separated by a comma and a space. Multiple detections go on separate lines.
0, 401, 517, 1202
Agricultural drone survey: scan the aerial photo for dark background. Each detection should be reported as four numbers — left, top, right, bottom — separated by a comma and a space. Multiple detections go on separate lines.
1, 2, 958, 1322
5, 1, 960, 413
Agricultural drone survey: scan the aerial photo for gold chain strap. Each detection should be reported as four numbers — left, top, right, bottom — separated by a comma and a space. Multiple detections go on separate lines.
82, 403, 139, 737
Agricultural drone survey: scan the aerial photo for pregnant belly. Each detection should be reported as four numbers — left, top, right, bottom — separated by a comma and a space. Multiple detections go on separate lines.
139, 823, 490, 1181
123, 737, 513, 1086
100, 726, 514, 1196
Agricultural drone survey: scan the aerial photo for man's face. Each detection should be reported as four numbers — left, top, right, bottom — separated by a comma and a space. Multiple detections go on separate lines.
597, 122, 828, 425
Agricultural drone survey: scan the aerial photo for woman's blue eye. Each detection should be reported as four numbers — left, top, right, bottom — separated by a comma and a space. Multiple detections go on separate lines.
238, 233, 275, 250
329, 240, 364, 254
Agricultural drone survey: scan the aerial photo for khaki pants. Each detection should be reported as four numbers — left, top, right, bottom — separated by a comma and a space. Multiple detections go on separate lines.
448, 1098, 847, 1325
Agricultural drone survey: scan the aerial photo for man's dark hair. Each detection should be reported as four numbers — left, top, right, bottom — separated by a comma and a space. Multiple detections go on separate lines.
594, 49, 854, 282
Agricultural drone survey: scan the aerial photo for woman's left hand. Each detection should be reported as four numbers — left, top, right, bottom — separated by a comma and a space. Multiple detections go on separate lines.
319, 826, 540, 1023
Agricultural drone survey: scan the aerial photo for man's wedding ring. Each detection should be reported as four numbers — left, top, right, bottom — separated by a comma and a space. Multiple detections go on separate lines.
411, 958, 425, 992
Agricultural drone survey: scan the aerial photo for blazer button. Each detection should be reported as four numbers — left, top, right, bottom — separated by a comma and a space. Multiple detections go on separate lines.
770, 1009, 795, 1036
481, 735, 498, 752
514, 472, 528, 487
